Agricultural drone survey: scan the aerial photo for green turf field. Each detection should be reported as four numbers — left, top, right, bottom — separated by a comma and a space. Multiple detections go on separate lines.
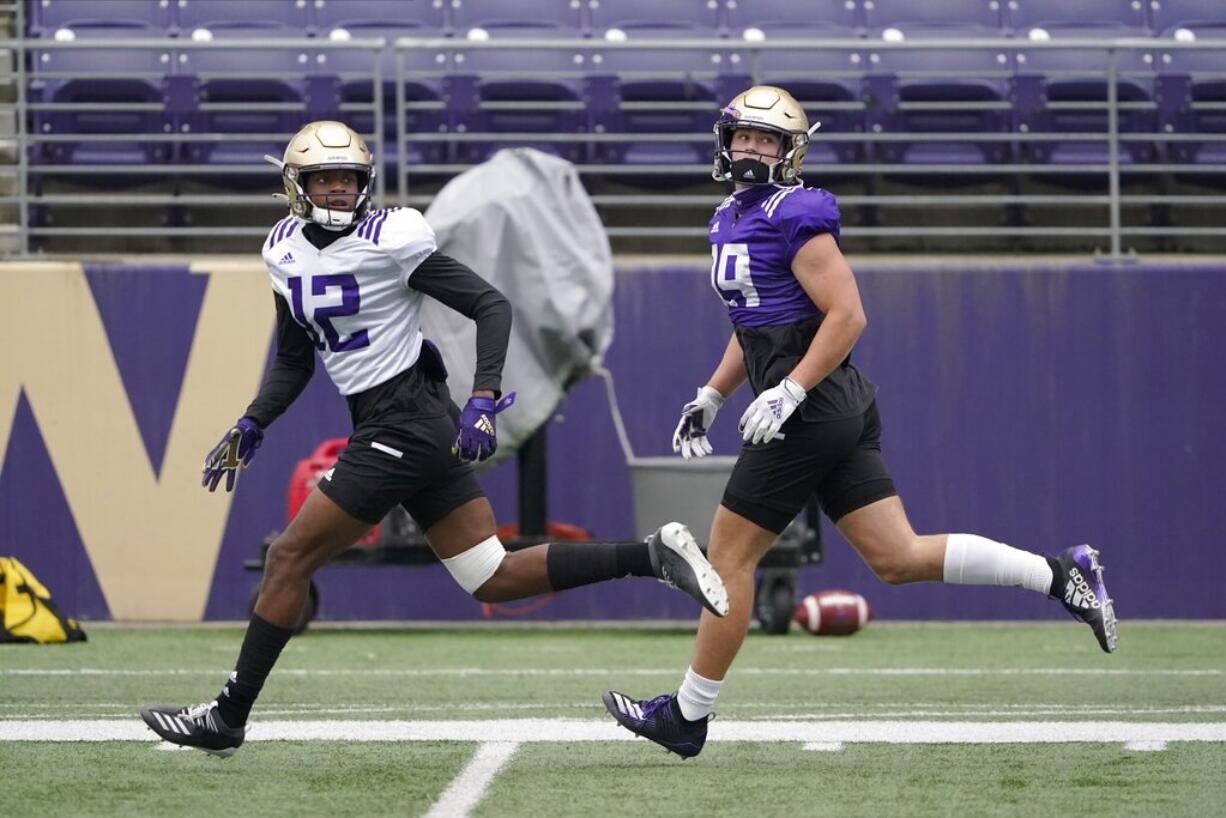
2, 623, 1224, 817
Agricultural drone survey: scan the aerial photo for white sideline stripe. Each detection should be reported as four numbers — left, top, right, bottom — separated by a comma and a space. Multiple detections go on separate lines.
757, 707, 1226, 718
7, 706, 1226, 721
4, 720, 1226, 745
424, 742, 519, 818
803, 742, 845, 752
4, 667, 1222, 678
155, 742, 193, 752
1125, 741, 1168, 751
6, 701, 1226, 715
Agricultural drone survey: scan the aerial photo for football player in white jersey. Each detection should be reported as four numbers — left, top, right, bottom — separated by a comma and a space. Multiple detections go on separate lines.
140, 121, 729, 757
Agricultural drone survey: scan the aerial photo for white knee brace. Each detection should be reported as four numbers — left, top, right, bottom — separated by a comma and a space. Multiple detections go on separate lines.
441, 535, 507, 595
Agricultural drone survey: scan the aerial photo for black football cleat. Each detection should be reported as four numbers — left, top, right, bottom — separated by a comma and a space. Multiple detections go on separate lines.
603, 690, 710, 759
1053, 544, 1117, 653
140, 700, 246, 758
646, 522, 729, 617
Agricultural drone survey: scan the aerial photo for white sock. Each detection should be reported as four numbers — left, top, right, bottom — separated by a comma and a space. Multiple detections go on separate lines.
677, 666, 722, 722
943, 533, 1053, 595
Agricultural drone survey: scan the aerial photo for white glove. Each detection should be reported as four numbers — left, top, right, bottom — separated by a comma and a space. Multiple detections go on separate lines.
739, 377, 807, 444
672, 386, 725, 459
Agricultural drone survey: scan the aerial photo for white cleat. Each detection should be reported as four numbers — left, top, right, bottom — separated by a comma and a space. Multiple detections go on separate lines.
647, 522, 730, 617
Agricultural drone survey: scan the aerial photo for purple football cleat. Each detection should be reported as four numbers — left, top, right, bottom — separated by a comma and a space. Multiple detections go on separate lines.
603, 691, 710, 759
1054, 545, 1117, 653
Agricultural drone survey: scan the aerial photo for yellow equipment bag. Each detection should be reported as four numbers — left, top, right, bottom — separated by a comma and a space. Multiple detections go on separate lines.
0, 557, 87, 644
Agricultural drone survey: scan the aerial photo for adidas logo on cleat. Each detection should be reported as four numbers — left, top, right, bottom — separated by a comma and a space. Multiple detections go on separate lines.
1063, 567, 1101, 610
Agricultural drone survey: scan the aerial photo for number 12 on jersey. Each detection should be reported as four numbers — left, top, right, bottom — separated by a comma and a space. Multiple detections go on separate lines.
288, 274, 371, 353
710, 243, 760, 308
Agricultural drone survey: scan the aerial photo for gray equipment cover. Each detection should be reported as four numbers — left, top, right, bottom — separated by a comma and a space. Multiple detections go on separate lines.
422, 148, 614, 463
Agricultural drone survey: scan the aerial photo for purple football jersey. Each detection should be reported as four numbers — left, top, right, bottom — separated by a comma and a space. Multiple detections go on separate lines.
708, 183, 841, 327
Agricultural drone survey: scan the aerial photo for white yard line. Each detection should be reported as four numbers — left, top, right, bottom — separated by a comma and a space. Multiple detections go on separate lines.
750, 706, 1226, 720
803, 742, 845, 752
5, 701, 1225, 714
3, 667, 1222, 678
2, 719, 1225, 746
8, 705, 1226, 721
424, 742, 519, 818
5, 703, 1226, 722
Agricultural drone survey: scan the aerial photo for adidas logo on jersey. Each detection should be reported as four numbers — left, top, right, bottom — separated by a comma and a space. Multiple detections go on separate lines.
1063, 567, 1101, 610
279, 252, 295, 265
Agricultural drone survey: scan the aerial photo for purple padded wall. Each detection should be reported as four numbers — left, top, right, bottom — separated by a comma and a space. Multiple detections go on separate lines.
2, 259, 1223, 622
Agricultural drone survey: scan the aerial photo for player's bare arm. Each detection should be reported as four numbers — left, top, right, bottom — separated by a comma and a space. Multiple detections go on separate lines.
785, 233, 867, 391
706, 331, 749, 397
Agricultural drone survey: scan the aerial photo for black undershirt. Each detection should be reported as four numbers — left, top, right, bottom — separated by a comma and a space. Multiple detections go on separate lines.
243, 221, 512, 428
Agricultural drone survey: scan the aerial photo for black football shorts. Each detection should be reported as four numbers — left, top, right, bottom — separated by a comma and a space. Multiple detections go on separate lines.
721, 400, 898, 534
317, 353, 486, 530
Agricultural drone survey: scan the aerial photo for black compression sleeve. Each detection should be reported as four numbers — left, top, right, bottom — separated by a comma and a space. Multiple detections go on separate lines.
410, 251, 512, 396
242, 294, 316, 428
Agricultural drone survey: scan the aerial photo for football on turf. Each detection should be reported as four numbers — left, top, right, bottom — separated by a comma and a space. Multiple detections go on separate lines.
793, 590, 872, 636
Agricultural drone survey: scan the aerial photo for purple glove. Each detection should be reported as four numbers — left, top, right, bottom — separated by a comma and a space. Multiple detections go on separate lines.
202, 417, 264, 493
454, 392, 516, 463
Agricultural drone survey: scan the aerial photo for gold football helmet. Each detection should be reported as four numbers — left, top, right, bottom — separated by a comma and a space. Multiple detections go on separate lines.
265, 120, 375, 229
712, 85, 820, 185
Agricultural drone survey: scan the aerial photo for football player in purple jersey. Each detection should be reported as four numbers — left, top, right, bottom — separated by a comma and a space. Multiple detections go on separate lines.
603, 86, 1117, 758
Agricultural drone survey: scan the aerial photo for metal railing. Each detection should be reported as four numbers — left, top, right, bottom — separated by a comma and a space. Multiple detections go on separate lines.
1, 33, 1225, 256
0, 35, 386, 254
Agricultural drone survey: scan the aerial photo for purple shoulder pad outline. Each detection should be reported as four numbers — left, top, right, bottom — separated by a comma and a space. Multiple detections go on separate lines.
356, 207, 403, 246
265, 218, 300, 250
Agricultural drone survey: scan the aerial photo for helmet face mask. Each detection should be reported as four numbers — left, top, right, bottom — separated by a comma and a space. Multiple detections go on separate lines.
712, 86, 817, 186
269, 121, 375, 230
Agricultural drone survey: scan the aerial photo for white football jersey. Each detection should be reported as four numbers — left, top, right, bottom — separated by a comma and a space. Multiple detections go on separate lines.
261, 207, 437, 395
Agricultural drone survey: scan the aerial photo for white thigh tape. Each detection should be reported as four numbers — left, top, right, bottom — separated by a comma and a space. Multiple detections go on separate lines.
441, 534, 507, 595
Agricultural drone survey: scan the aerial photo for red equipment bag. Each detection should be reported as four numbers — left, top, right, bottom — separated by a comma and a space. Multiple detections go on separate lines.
287, 438, 380, 546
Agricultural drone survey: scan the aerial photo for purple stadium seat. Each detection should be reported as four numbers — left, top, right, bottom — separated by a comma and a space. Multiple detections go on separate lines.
1015, 32, 1157, 168
1008, 0, 1149, 34
175, 0, 309, 34
1156, 24, 1226, 167
177, 25, 309, 172
589, 30, 725, 167
451, 27, 590, 163
1149, 0, 1226, 34
863, 0, 1003, 33
27, 0, 173, 37
868, 36, 1013, 168
731, 24, 866, 165
313, 0, 447, 34
586, 0, 723, 37
450, 0, 584, 34
29, 22, 173, 167
318, 23, 450, 167
726, 0, 860, 35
